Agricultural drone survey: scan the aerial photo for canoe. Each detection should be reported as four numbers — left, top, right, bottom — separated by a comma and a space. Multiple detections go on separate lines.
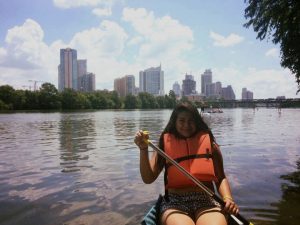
141, 195, 162, 225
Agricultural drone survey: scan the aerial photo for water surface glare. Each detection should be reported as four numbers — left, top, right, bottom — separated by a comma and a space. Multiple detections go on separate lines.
0, 108, 299, 225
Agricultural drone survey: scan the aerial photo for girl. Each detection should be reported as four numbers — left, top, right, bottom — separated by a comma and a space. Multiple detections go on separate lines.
134, 102, 238, 225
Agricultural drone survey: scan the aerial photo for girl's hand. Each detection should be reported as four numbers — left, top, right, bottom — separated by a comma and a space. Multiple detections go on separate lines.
223, 196, 239, 215
134, 130, 149, 151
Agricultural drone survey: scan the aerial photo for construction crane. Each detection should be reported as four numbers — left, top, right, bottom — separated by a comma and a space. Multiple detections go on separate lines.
28, 80, 45, 91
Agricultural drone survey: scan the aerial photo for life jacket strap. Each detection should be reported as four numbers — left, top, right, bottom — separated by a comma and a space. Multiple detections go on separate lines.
166, 150, 212, 169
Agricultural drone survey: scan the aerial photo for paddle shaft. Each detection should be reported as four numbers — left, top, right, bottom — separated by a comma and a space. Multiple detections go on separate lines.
146, 140, 252, 225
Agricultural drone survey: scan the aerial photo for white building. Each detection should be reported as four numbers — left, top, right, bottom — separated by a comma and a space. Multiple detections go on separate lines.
139, 65, 164, 95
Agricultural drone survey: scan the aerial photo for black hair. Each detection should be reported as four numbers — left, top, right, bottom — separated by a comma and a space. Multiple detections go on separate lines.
157, 101, 215, 169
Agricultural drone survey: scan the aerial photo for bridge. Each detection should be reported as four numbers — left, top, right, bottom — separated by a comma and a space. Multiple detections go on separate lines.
195, 98, 300, 108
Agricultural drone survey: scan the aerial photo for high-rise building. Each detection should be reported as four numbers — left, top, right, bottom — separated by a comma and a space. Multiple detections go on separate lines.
242, 88, 254, 100
79, 73, 95, 92
182, 74, 196, 96
139, 65, 164, 95
114, 75, 135, 97
206, 81, 222, 98
58, 48, 78, 91
201, 69, 212, 96
172, 81, 181, 96
222, 85, 236, 100
77, 60, 87, 77
77, 60, 87, 89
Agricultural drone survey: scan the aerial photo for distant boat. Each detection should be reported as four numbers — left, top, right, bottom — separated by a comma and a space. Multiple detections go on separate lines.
207, 108, 223, 113
201, 112, 211, 116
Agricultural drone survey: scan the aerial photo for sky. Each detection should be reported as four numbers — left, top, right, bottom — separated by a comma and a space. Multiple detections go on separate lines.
0, 0, 298, 99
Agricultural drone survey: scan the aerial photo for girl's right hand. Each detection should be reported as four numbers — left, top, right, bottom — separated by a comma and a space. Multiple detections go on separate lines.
134, 130, 149, 151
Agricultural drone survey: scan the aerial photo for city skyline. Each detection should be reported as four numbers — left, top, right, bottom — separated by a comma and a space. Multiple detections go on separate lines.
0, 0, 299, 99
58, 48, 95, 92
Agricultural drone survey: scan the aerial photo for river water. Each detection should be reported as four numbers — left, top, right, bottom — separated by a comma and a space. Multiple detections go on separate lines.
0, 108, 299, 225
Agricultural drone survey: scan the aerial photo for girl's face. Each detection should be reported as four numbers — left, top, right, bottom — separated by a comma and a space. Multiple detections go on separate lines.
175, 111, 196, 138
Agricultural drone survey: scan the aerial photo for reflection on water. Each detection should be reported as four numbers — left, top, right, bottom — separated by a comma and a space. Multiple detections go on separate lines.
0, 108, 299, 225
276, 158, 300, 225
59, 114, 96, 173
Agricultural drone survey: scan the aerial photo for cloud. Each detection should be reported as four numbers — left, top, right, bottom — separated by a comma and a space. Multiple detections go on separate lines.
0, 19, 65, 88
2, 19, 48, 69
210, 31, 244, 47
92, 7, 112, 16
122, 7, 194, 81
69, 20, 128, 58
213, 67, 298, 99
53, 0, 114, 8
265, 48, 279, 58
53, 0, 115, 17
127, 36, 144, 46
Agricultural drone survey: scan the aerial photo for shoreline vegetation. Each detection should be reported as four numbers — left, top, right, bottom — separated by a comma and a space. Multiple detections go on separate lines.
1, 83, 300, 111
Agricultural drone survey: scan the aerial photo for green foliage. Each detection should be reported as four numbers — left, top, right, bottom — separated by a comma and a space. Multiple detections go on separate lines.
13, 90, 26, 110
39, 83, 61, 109
24, 90, 39, 110
124, 94, 140, 109
61, 89, 90, 109
138, 92, 158, 109
244, 0, 300, 93
156, 96, 166, 108
166, 90, 177, 108
0, 99, 9, 110
1, 84, 300, 110
0, 85, 15, 109
110, 91, 121, 109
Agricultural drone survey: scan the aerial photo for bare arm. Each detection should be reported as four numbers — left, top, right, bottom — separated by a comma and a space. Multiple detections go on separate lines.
213, 143, 239, 215
135, 130, 163, 184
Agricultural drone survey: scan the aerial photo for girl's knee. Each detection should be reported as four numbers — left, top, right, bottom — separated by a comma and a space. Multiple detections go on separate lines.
196, 210, 227, 225
161, 209, 195, 225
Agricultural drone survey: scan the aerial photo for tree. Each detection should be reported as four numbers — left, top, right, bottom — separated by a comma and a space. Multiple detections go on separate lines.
167, 90, 177, 108
39, 83, 61, 109
156, 95, 166, 108
0, 85, 15, 109
124, 94, 140, 109
244, 0, 300, 93
24, 90, 39, 110
110, 90, 121, 109
89, 91, 108, 109
138, 92, 158, 109
61, 89, 80, 109
14, 90, 26, 110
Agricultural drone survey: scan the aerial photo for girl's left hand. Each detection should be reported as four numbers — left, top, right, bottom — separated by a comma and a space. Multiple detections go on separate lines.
223, 198, 239, 215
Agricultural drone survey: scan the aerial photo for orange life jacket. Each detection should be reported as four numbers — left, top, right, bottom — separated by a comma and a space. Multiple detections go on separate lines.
164, 132, 217, 188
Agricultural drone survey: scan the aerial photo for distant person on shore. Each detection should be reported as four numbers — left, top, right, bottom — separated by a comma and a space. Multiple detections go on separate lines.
278, 104, 281, 113
134, 102, 238, 225
200, 106, 205, 112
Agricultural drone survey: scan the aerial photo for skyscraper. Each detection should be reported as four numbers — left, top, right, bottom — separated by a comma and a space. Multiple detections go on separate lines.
201, 69, 212, 96
139, 65, 164, 95
58, 48, 78, 91
222, 85, 236, 100
79, 73, 95, 92
182, 74, 196, 96
172, 81, 181, 97
77, 59, 87, 90
114, 75, 135, 97
242, 88, 253, 100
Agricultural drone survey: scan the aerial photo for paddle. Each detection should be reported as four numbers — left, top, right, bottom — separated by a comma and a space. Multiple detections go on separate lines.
142, 131, 254, 225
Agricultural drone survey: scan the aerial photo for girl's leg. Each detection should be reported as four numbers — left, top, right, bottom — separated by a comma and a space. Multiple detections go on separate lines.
195, 207, 227, 225
160, 209, 195, 225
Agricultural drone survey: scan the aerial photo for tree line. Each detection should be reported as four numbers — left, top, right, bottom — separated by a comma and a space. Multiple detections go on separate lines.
0, 83, 179, 110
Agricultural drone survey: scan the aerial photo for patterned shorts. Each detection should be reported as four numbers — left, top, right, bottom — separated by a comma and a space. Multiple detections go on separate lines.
160, 192, 221, 218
